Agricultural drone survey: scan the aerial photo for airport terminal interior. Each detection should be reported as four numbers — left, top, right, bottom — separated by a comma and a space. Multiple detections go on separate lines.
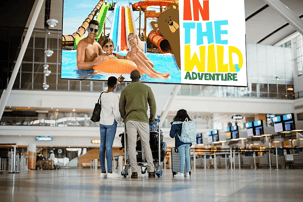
1, 0, 303, 201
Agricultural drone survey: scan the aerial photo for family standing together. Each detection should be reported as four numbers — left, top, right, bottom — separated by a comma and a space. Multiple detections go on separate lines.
77, 20, 170, 79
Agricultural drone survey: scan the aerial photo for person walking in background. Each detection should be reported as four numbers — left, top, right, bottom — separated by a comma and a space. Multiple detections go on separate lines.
99, 75, 124, 179
170, 109, 192, 178
119, 70, 157, 178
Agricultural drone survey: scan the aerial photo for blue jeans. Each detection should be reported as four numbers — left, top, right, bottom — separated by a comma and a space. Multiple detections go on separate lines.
177, 144, 190, 173
99, 120, 117, 172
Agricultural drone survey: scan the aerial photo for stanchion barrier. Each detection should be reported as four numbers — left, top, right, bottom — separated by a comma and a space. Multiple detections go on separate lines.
269, 148, 271, 170
230, 148, 233, 171
214, 153, 217, 170
238, 153, 241, 170
204, 154, 207, 170
225, 154, 227, 170
275, 147, 279, 171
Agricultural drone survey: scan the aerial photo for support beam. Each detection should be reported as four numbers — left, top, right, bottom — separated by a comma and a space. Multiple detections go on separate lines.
159, 85, 181, 128
0, 0, 45, 120
263, 0, 303, 35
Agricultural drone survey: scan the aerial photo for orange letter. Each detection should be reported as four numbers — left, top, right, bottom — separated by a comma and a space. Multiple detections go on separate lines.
184, 0, 192, 21
193, 0, 209, 21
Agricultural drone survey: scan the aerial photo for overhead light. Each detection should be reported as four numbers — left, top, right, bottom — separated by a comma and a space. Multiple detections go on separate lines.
45, 50, 54, 57
43, 83, 49, 90
44, 69, 51, 76
287, 87, 293, 91
47, 19, 58, 28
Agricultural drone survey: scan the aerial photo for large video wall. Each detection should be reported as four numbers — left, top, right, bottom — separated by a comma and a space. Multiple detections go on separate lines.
62, 0, 247, 86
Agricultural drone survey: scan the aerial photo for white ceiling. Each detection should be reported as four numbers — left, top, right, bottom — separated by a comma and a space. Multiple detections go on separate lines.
245, 0, 303, 45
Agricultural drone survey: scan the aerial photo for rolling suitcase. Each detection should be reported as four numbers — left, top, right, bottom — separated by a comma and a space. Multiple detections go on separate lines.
171, 147, 191, 176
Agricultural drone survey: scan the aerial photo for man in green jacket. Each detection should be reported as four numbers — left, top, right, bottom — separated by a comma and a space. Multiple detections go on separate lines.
119, 70, 157, 178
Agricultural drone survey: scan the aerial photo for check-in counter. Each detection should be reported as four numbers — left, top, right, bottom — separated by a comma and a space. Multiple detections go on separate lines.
293, 152, 303, 168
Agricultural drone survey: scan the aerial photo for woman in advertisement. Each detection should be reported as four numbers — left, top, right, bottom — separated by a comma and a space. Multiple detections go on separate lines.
125, 33, 171, 80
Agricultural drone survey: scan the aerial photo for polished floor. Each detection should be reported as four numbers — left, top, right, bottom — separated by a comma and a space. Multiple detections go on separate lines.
1, 168, 303, 202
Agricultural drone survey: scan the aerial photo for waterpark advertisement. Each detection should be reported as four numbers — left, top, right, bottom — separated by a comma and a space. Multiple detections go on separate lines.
62, 0, 247, 86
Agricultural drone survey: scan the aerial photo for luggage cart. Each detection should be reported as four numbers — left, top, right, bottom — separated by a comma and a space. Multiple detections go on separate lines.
121, 118, 165, 177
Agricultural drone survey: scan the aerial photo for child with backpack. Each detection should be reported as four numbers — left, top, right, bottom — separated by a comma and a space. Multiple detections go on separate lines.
170, 109, 196, 178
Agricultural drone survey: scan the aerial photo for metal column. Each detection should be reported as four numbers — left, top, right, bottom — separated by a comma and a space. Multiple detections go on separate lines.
229, 148, 233, 171
253, 152, 256, 170
204, 154, 207, 170
269, 149, 272, 170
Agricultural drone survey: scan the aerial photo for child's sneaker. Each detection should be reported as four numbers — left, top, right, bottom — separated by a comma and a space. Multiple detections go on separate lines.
174, 172, 184, 178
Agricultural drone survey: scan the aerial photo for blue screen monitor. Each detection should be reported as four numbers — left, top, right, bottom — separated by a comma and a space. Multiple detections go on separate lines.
284, 121, 295, 131
208, 136, 213, 143
272, 116, 281, 123
245, 122, 253, 129
231, 126, 238, 131
225, 127, 230, 132
213, 134, 219, 142
255, 126, 263, 136
196, 137, 203, 144
226, 132, 231, 140
212, 130, 218, 135
253, 120, 263, 127
274, 122, 284, 133
247, 128, 254, 137
207, 131, 212, 136
196, 133, 202, 138
232, 131, 239, 139
283, 113, 293, 121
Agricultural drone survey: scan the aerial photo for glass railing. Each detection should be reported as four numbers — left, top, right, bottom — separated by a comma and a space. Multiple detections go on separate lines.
178, 89, 294, 100
0, 116, 125, 127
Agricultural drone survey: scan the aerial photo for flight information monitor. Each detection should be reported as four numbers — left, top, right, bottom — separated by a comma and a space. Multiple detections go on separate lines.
208, 136, 213, 143
207, 131, 212, 136
247, 128, 255, 137
225, 127, 231, 132
282, 113, 293, 121
272, 116, 282, 123
284, 121, 295, 131
231, 126, 238, 131
274, 122, 284, 133
226, 132, 231, 140
213, 134, 219, 142
245, 122, 253, 129
232, 131, 239, 139
254, 120, 264, 136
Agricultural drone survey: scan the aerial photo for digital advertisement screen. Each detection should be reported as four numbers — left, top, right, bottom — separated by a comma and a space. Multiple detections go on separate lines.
245, 122, 253, 129
208, 136, 213, 143
282, 114, 293, 121
284, 121, 295, 131
226, 132, 231, 140
232, 131, 239, 139
273, 116, 281, 123
247, 128, 254, 137
274, 122, 284, 133
62, 0, 247, 86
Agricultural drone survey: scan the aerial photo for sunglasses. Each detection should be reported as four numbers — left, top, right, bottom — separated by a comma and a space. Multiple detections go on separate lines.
104, 44, 113, 48
89, 27, 99, 33
128, 37, 136, 41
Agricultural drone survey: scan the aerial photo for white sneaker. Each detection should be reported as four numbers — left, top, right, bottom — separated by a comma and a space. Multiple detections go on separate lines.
174, 172, 184, 178
107, 172, 122, 179
185, 172, 190, 177
100, 173, 107, 179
